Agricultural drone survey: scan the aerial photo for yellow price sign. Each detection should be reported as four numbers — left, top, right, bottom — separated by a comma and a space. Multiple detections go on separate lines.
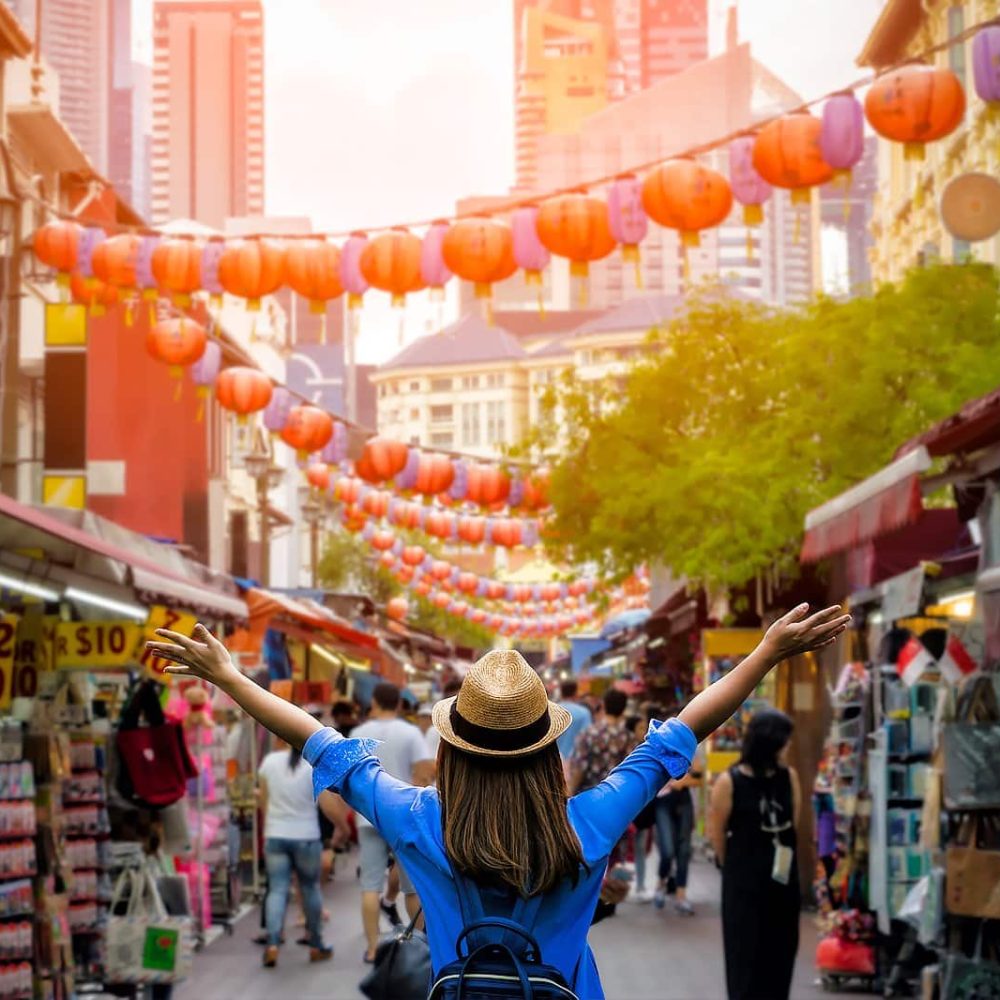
137, 606, 198, 684
55, 621, 141, 669
0, 614, 19, 710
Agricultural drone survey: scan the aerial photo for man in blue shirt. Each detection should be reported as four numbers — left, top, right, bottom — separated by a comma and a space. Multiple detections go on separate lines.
555, 679, 592, 771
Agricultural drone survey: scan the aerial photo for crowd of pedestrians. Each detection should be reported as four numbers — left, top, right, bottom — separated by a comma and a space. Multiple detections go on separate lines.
240, 670, 805, 1000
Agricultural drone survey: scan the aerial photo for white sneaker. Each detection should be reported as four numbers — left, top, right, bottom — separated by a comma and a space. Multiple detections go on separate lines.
631, 887, 654, 904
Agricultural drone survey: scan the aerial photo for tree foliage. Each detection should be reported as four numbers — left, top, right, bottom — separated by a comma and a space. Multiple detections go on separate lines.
528, 264, 1000, 588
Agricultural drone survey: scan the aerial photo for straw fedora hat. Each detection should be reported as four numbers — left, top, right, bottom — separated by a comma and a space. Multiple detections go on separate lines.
433, 649, 571, 758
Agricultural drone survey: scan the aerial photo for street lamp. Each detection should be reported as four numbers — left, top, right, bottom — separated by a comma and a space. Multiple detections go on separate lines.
300, 490, 325, 589
244, 441, 283, 586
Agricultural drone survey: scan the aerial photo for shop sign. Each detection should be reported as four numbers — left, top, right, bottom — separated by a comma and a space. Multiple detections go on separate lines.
881, 565, 925, 623
10, 614, 58, 702
136, 606, 198, 684
55, 621, 141, 669
0, 614, 17, 710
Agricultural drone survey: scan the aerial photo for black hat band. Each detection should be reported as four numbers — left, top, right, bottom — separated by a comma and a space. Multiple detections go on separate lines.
449, 701, 551, 751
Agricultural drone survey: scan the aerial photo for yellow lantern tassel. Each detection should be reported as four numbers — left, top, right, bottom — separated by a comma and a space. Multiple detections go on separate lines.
124, 299, 135, 327
746, 229, 754, 263
90, 303, 106, 318
148, 301, 156, 327
320, 312, 327, 346
570, 261, 589, 308
173, 380, 183, 403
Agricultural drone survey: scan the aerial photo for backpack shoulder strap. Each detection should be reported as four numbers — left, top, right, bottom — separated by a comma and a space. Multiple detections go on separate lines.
510, 890, 544, 934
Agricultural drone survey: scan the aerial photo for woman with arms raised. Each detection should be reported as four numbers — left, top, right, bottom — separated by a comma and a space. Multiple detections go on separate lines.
148, 603, 848, 1000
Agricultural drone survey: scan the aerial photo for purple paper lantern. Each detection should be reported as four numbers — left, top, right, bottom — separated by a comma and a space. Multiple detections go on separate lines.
201, 240, 226, 299
729, 136, 773, 226
320, 421, 348, 465
420, 221, 452, 294
449, 460, 468, 502
78, 227, 106, 279
135, 235, 161, 297
606, 174, 648, 277
512, 206, 550, 285
508, 476, 525, 509
190, 338, 221, 390
340, 233, 369, 308
263, 386, 294, 435
821, 92, 865, 179
396, 448, 420, 491
973, 25, 1000, 105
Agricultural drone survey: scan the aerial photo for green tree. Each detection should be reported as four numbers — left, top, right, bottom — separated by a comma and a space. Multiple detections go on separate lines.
529, 264, 1000, 588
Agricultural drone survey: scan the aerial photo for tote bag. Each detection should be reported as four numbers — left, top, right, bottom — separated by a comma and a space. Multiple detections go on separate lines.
106, 869, 194, 985
945, 815, 1000, 919
943, 675, 1000, 811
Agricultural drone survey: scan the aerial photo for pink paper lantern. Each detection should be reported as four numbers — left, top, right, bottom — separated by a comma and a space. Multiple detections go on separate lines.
821, 92, 865, 179
606, 174, 648, 278
729, 136, 773, 226
420, 221, 452, 294
512, 206, 550, 285
339, 232, 369, 308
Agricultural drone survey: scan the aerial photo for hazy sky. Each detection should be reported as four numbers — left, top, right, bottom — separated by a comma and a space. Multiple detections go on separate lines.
134, 0, 883, 232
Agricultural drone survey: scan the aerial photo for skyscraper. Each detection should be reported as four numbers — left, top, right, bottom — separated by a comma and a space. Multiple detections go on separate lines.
107, 0, 133, 203
151, 1, 265, 227
512, 0, 709, 191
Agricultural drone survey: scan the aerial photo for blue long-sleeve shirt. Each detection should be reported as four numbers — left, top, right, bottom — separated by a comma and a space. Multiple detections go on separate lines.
303, 717, 697, 1000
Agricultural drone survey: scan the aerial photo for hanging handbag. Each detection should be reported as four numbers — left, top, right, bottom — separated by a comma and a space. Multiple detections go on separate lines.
942, 676, 1000, 811
359, 907, 432, 1000
941, 931, 1000, 1000
106, 868, 194, 985
116, 682, 198, 809
945, 813, 1000, 919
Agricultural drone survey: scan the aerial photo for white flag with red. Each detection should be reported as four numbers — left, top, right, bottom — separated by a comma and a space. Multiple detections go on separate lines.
897, 636, 935, 687
937, 635, 978, 685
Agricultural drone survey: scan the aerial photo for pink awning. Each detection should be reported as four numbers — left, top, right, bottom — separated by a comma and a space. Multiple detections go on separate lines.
800, 447, 931, 563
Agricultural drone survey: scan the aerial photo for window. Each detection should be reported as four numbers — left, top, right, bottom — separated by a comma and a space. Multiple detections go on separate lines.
953, 238, 972, 263
948, 6, 966, 90
485, 373, 505, 388
485, 401, 506, 445
430, 432, 453, 448
409, 380, 420, 392
461, 402, 481, 447
461, 375, 479, 390
409, 408, 420, 420
430, 378, 452, 392
430, 404, 453, 424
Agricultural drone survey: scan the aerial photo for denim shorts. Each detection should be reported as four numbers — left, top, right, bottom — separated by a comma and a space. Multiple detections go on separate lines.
357, 826, 415, 894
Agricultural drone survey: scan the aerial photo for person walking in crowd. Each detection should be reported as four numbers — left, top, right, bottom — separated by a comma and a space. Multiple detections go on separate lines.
653, 713, 705, 916
710, 709, 802, 1000
256, 739, 343, 968
416, 703, 438, 756
569, 688, 634, 795
626, 713, 656, 902
556, 679, 592, 776
331, 700, 357, 737
350, 682, 435, 962
149, 604, 847, 999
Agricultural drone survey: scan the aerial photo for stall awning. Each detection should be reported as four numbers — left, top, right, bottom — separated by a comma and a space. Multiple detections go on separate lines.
0, 492, 247, 620
896, 386, 1000, 461
246, 588, 378, 650
800, 447, 931, 563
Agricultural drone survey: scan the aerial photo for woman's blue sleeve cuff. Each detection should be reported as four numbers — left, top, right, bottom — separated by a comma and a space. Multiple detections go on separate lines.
645, 718, 697, 779
302, 726, 381, 799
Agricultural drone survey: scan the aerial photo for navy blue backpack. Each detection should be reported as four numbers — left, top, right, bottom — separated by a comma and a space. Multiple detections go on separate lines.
428, 871, 579, 999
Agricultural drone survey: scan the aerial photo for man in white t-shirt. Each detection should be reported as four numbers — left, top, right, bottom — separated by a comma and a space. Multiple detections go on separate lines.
352, 682, 434, 963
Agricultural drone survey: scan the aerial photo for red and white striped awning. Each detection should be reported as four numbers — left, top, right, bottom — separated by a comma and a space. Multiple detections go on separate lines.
800, 446, 931, 563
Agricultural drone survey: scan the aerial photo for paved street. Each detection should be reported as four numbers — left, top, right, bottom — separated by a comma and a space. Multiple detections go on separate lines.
176, 858, 833, 1000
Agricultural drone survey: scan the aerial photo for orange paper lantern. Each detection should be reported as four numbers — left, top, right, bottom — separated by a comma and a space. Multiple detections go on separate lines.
306, 463, 331, 491
218, 239, 286, 310
752, 112, 834, 204
864, 64, 965, 161
372, 529, 396, 553
92, 234, 140, 289
280, 404, 333, 455
151, 238, 203, 305
535, 192, 617, 278
414, 454, 455, 496
430, 560, 452, 582
466, 464, 511, 507
642, 159, 734, 247
215, 366, 273, 417
284, 239, 343, 313
441, 218, 517, 300
34, 220, 82, 279
401, 545, 425, 568
334, 476, 361, 505
70, 273, 120, 316
458, 516, 486, 545
357, 437, 409, 484
147, 318, 207, 377
387, 597, 409, 621
359, 228, 425, 307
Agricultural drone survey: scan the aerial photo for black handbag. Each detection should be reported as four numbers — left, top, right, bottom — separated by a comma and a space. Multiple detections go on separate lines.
359, 908, 432, 1000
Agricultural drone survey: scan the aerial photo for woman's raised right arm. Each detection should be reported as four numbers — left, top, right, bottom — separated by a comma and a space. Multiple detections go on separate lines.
147, 625, 322, 748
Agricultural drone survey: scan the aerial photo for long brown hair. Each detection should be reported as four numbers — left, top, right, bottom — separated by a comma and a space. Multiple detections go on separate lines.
438, 741, 585, 897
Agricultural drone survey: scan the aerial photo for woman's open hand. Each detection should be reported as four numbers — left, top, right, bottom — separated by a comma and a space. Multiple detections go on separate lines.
762, 604, 851, 662
146, 624, 241, 689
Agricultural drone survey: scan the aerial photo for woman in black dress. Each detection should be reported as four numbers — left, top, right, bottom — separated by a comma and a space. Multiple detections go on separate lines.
710, 709, 801, 1000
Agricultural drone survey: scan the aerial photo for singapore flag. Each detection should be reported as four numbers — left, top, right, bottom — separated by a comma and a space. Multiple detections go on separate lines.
937, 635, 978, 685
896, 636, 935, 687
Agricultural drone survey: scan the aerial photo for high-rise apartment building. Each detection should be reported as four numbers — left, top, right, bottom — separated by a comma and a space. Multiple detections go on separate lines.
512, 0, 709, 190
151, 1, 264, 227
107, 0, 133, 203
